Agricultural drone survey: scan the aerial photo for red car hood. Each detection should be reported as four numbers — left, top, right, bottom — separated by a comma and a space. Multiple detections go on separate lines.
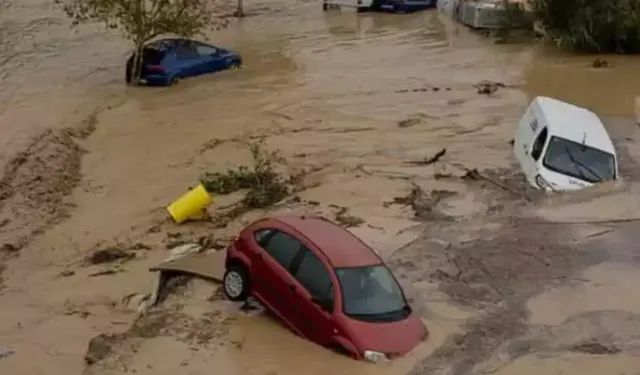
344, 312, 427, 356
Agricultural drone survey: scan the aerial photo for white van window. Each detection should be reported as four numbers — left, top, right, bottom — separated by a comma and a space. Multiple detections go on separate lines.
543, 136, 616, 183
531, 127, 548, 161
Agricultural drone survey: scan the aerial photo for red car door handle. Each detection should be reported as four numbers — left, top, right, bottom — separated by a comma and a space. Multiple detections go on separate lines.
288, 285, 295, 293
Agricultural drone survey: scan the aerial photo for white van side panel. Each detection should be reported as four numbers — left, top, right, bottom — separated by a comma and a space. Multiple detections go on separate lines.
514, 103, 532, 157
514, 101, 543, 187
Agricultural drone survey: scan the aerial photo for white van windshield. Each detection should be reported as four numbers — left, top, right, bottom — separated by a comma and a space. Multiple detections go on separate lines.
542, 136, 616, 183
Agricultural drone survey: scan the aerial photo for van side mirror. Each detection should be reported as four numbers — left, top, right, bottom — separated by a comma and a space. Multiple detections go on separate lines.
311, 296, 333, 312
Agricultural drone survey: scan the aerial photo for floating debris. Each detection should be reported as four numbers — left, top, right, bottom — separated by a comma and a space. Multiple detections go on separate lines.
86, 247, 135, 265
0, 347, 14, 359
570, 340, 621, 355
475, 80, 505, 95
592, 58, 609, 68
405, 148, 447, 166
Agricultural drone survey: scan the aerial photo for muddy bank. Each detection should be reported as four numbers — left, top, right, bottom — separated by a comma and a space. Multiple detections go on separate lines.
0, 113, 99, 287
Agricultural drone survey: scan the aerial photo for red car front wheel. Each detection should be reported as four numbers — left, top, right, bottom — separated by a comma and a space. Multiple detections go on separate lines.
223, 265, 250, 301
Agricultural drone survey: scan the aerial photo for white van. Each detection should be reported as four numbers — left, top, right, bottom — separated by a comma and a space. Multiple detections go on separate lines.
514, 96, 618, 191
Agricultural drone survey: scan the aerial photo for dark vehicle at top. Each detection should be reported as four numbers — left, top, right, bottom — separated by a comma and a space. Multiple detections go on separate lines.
370, 0, 437, 13
222, 214, 428, 362
125, 38, 242, 86
322, 0, 436, 13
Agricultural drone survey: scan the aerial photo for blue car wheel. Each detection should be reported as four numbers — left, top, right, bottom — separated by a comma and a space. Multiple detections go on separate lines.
228, 60, 241, 69
168, 75, 180, 86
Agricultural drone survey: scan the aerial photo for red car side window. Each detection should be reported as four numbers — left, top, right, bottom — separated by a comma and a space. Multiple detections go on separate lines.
261, 230, 303, 271
294, 250, 333, 303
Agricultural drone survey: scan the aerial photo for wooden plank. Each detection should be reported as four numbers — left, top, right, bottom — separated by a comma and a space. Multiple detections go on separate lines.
149, 251, 226, 283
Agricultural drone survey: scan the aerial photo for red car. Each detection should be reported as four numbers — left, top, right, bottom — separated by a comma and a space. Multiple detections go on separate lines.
222, 214, 427, 362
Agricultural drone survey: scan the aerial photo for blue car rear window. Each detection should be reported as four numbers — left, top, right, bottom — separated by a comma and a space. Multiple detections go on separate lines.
142, 48, 165, 65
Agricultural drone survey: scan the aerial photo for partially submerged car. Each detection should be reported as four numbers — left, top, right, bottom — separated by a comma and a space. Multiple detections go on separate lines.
125, 38, 242, 86
514, 96, 618, 191
223, 215, 427, 362
322, 0, 436, 13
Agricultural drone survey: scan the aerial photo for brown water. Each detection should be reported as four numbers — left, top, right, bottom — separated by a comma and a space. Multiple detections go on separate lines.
1, 0, 640, 374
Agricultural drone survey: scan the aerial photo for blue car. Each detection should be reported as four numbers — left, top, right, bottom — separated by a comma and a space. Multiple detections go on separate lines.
125, 38, 242, 86
322, 0, 435, 13
374, 0, 436, 12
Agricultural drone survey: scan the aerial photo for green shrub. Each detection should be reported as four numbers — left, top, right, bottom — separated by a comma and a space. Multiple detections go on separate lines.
531, 0, 640, 53
200, 138, 290, 209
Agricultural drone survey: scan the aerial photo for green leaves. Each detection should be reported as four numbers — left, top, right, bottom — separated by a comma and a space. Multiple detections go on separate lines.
532, 0, 640, 53
200, 138, 291, 209
55, 0, 217, 45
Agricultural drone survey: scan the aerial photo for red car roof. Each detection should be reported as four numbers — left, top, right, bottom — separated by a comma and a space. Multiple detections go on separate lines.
270, 215, 382, 268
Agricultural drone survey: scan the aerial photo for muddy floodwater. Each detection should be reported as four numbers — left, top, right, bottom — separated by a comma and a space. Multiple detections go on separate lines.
2, 0, 640, 374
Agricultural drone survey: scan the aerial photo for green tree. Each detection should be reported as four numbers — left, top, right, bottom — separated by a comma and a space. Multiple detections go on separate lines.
56, 0, 220, 84
531, 0, 640, 53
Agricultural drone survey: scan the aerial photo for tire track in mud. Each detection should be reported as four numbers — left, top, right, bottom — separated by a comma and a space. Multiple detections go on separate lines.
0, 113, 98, 289
387, 171, 640, 375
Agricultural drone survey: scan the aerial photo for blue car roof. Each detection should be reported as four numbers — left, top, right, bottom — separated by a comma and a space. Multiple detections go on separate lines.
146, 38, 216, 51
146, 38, 183, 50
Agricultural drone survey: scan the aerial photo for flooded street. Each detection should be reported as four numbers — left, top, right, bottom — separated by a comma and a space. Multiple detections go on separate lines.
2, 0, 640, 374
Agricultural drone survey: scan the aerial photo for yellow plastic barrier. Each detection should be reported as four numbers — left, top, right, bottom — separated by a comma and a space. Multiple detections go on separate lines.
166, 184, 213, 224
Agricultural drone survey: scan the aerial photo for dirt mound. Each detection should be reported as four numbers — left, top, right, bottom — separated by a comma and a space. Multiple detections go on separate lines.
0, 115, 97, 286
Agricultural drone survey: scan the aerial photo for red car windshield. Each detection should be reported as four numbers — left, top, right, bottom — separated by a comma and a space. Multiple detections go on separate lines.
336, 265, 409, 322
